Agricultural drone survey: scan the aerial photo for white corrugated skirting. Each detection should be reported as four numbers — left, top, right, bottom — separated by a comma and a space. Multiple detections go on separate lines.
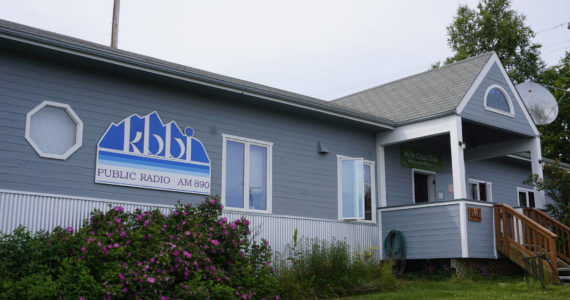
0, 190, 379, 255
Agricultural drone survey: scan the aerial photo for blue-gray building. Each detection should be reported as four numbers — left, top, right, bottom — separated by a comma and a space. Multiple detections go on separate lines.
0, 20, 546, 261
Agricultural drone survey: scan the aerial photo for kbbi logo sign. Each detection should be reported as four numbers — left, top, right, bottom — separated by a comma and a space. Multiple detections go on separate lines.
95, 112, 211, 194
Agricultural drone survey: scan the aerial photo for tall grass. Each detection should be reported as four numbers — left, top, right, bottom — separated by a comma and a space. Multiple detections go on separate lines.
276, 230, 396, 299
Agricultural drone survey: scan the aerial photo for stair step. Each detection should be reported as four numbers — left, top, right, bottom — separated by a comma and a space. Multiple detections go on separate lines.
558, 268, 570, 272
559, 276, 570, 281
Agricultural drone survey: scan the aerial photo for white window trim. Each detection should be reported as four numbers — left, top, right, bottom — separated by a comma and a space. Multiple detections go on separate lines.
468, 178, 493, 202
221, 134, 273, 214
411, 168, 436, 204
484, 85, 515, 117
25, 101, 83, 160
516, 187, 535, 207
337, 155, 376, 223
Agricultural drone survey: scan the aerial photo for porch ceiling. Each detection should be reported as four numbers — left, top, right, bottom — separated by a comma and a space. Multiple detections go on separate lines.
462, 120, 530, 150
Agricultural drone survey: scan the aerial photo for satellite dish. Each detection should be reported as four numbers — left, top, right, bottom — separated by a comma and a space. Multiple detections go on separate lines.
516, 81, 559, 125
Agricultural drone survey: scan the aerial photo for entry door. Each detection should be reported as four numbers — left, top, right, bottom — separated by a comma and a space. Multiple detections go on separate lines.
414, 171, 435, 203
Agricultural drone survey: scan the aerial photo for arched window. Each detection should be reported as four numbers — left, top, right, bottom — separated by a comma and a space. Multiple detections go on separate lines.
484, 85, 514, 116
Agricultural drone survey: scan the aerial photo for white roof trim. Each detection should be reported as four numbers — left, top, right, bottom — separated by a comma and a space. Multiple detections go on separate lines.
456, 53, 539, 136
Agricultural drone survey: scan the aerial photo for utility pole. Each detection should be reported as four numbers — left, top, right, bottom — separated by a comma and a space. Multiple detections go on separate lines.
111, 0, 121, 48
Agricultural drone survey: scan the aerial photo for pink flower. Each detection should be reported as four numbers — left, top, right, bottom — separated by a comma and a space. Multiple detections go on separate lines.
242, 294, 247, 299
81, 246, 86, 252
209, 199, 216, 205
236, 219, 241, 224
147, 277, 155, 284
122, 287, 127, 293
114, 206, 124, 213
245, 219, 250, 225
211, 240, 220, 246
66, 227, 73, 233
119, 273, 125, 280
163, 224, 167, 229
114, 243, 119, 248
80, 297, 86, 300
136, 215, 143, 221
229, 223, 236, 230
185, 231, 190, 236
173, 250, 179, 256
120, 231, 126, 237
144, 220, 149, 227
222, 217, 228, 223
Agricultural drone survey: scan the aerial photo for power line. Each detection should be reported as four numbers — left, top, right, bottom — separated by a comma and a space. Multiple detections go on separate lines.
543, 39, 570, 49
535, 22, 568, 35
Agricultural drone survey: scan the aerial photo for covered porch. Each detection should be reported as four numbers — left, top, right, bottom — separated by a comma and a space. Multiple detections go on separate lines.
376, 115, 544, 259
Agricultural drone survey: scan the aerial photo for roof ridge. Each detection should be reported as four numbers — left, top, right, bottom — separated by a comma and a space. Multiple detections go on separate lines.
333, 52, 494, 102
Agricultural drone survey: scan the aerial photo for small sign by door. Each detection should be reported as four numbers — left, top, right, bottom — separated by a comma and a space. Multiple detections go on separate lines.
468, 207, 482, 222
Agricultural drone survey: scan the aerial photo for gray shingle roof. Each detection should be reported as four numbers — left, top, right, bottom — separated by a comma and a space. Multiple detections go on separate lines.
332, 52, 494, 123
0, 19, 395, 129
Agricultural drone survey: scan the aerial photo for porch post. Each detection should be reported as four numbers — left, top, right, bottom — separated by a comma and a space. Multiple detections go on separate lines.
449, 116, 467, 199
530, 137, 546, 208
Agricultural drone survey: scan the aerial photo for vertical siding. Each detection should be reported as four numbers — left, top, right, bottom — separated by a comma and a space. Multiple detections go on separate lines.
460, 63, 535, 136
0, 190, 378, 256
0, 49, 376, 220
381, 204, 462, 259
466, 205, 495, 258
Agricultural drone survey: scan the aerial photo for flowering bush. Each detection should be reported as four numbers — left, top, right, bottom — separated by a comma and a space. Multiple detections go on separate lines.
1, 196, 278, 299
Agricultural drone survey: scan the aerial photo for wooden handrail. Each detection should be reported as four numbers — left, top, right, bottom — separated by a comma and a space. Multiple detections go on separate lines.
524, 207, 570, 265
494, 204, 558, 283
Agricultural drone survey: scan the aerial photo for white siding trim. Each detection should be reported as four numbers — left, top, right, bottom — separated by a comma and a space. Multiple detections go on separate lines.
376, 115, 455, 146
460, 201, 469, 258
449, 116, 467, 199
377, 200, 492, 212
456, 55, 496, 114
376, 145, 387, 207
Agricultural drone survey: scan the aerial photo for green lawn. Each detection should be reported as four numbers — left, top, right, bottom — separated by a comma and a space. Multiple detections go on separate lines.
340, 278, 570, 300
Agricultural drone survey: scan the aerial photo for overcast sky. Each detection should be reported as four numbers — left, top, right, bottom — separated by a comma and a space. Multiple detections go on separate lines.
1, 0, 569, 100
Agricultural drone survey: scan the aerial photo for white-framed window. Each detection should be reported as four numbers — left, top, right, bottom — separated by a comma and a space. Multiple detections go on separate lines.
25, 101, 83, 160
221, 134, 272, 213
469, 179, 493, 202
517, 187, 536, 208
337, 155, 376, 222
484, 85, 514, 117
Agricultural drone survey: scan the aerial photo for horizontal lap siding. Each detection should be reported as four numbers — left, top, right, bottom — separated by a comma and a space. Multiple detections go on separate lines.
381, 204, 462, 259
385, 140, 455, 206
460, 63, 535, 136
0, 50, 376, 220
466, 205, 495, 258
465, 158, 532, 207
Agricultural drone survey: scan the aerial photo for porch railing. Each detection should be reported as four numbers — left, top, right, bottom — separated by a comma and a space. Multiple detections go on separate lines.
494, 204, 558, 282
524, 207, 570, 264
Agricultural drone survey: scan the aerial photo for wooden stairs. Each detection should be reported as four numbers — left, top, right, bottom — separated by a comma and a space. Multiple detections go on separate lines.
494, 204, 570, 285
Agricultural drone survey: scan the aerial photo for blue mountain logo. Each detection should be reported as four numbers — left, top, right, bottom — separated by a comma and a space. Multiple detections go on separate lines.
96, 112, 211, 194
98, 111, 210, 164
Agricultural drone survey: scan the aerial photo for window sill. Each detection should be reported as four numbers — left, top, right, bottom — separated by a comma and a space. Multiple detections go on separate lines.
222, 207, 272, 215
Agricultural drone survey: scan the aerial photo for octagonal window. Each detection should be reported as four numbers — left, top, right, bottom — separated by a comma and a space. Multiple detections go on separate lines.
25, 101, 83, 160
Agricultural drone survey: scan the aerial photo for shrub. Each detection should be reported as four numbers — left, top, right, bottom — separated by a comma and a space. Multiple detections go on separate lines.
0, 195, 279, 299
276, 229, 395, 299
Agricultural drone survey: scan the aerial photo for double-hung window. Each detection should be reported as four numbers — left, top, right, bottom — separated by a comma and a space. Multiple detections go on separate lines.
222, 134, 272, 213
338, 155, 375, 221
469, 179, 492, 201
517, 188, 535, 208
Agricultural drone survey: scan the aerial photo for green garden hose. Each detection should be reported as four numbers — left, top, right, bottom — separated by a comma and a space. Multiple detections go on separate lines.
383, 230, 406, 274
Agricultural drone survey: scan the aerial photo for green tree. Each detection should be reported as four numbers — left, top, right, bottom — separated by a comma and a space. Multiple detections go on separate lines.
526, 161, 570, 226
445, 0, 544, 83
539, 51, 570, 163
